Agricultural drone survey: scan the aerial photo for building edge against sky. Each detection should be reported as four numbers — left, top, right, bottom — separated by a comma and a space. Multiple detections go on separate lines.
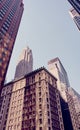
47, 57, 79, 130
69, 8, 80, 31
0, 0, 24, 91
68, 0, 80, 14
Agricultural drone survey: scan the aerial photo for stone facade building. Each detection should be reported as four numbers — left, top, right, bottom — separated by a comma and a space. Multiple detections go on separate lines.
48, 57, 79, 130
0, 67, 64, 130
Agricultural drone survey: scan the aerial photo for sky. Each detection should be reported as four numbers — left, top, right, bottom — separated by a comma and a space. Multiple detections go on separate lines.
6, 0, 80, 93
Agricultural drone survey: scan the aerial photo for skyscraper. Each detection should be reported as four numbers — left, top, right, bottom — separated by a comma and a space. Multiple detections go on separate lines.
0, 67, 64, 130
68, 87, 80, 129
68, 0, 80, 14
48, 57, 70, 101
0, 0, 24, 90
14, 46, 33, 79
69, 8, 80, 30
48, 57, 78, 130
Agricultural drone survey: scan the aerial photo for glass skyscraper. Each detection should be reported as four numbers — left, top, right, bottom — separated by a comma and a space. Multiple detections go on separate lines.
68, 0, 80, 14
0, 0, 24, 90
69, 8, 80, 31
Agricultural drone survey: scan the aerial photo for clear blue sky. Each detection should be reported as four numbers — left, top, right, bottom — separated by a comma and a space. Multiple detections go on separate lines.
6, 0, 80, 93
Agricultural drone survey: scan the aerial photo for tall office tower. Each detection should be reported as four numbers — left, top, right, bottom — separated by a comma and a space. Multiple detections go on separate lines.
68, 87, 80, 129
48, 57, 70, 101
0, 0, 24, 90
0, 67, 64, 130
14, 46, 33, 79
48, 57, 78, 130
68, 0, 80, 14
69, 8, 80, 30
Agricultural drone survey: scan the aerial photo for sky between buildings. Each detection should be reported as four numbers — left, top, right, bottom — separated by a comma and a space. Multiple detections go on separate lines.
6, 0, 80, 93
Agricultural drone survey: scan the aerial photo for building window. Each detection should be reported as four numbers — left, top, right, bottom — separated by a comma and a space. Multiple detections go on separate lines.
1, 110, 3, 114
0, 116, 2, 120
47, 111, 50, 116
39, 127, 42, 130
39, 104, 42, 109
39, 92, 41, 96
46, 92, 48, 97
47, 104, 49, 109
39, 111, 42, 117
4, 120, 6, 125
48, 127, 51, 130
39, 119, 42, 124
39, 98, 41, 102
48, 119, 50, 124
3, 127, 5, 130
47, 98, 48, 102
39, 77, 41, 80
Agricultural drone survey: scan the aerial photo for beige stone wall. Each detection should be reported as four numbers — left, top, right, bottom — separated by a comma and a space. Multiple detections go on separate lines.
36, 80, 49, 130
35, 70, 64, 130
5, 79, 26, 130
0, 68, 65, 130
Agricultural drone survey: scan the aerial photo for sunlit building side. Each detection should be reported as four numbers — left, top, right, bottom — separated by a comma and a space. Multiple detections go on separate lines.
48, 57, 79, 130
0, 67, 64, 130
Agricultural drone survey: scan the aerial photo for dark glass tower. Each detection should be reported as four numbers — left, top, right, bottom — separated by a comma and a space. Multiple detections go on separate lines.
68, 0, 80, 14
0, 0, 24, 90
69, 8, 80, 31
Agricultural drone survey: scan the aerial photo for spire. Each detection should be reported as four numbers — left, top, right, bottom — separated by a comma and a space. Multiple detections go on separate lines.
14, 46, 33, 79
